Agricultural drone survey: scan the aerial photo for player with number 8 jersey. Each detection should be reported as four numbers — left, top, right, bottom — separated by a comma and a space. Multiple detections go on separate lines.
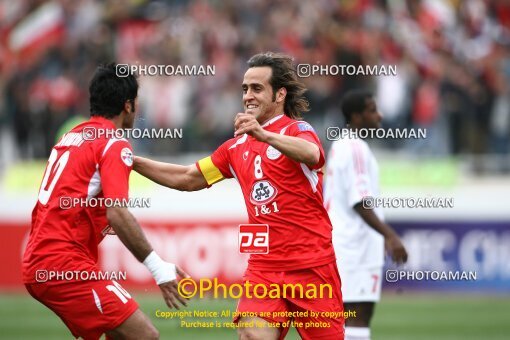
134, 52, 344, 340
199, 113, 335, 271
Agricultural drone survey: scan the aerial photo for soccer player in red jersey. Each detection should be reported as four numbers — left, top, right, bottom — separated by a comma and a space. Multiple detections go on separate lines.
22, 63, 188, 340
134, 52, 344, 340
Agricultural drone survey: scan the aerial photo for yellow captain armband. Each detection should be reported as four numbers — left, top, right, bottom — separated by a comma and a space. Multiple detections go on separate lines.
197, 156, 225, 185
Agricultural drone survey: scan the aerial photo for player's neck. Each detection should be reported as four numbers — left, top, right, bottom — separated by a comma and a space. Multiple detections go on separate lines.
347, 124, 363, 131
110, 115, 124, 129
259, 108, 285, 126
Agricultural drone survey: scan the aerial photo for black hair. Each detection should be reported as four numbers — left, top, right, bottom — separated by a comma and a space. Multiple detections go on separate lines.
89, 63, 138, 118
247, 52, 309, 119
341, 90, 373, 124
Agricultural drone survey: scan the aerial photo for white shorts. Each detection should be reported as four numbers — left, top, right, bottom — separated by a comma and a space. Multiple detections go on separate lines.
332, 223, 385, 302
338, 265, 383, 302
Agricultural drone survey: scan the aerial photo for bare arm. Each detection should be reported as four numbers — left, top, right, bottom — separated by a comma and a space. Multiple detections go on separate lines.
133, 156, 208, 191
107, 207, 189, 308
353, 203, 408, 264
234, 113, 320, 166
263, 131, 320, 166
106, 207, 153, 261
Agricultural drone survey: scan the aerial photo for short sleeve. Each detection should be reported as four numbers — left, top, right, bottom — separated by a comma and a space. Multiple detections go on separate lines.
344, 143, 373, 208
287, 121, 325, 169
196, 139, 234, 185
99, 139, 133, 200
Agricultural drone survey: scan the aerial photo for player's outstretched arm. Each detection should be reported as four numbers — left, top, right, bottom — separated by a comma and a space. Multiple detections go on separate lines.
353, 203, 408, 264
107, 207, 189, 309
134, 156, 208, 191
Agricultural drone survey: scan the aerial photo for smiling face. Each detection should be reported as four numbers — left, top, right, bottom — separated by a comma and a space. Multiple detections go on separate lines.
242, 66, 285, 124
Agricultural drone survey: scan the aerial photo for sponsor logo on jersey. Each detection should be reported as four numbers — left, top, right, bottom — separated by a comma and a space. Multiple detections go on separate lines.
266, 145, 281, 160
250, 180, 277, 205
121, 148, 133, 166
101, 225, 116, 236
239, 224, 269, 254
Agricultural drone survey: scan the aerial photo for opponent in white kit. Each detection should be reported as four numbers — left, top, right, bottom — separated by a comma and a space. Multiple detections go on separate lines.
323, 90, 408, 340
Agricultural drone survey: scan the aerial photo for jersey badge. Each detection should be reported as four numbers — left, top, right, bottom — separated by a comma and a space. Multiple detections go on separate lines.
121, 148, 133, 166
250, 180, 278, 205
297, 122, 314, 132
266, 145, 281, 160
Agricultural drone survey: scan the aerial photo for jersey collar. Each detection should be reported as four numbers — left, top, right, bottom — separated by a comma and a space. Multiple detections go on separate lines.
90, 115, 117, 129
261, 114, 284, 128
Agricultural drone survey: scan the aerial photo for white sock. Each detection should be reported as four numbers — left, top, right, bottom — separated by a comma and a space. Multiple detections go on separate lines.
345, 327, 371, 340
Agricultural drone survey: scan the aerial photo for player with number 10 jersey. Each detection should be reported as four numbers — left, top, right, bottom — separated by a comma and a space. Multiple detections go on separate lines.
22, 64, 186, 340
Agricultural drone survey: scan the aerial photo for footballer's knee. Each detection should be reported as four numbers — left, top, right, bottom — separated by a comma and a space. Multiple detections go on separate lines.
108, 324, 159, 340
237, 328, 266, 340
141, 323, 159, 340
130, 315, 159, 340
144, 324, 159, 340
238, 326, 280, 340
108, 309, 160, 339
237, 317, 279, 340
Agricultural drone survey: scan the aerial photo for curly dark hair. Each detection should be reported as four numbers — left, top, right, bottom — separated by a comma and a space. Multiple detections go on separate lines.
247, 52, 309, 119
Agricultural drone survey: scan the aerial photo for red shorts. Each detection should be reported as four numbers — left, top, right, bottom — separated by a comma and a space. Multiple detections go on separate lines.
234, 262, 344, 340
25, 279, 138, 340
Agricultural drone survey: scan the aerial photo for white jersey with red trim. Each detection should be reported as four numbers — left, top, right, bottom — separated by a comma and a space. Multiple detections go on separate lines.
22, 116, 133, 283
323, 137, 384, 269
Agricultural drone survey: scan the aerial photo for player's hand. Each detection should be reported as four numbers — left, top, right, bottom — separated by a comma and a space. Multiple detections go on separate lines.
158, 266, 190, 309
385, 234, 408, 265
234, 113, 267, 141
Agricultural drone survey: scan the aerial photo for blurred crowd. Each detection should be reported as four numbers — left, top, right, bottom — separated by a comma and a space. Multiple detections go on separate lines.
1, 0, 510, 163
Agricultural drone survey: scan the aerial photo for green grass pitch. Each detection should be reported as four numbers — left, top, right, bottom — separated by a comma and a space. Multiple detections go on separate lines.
0, 292, 508, 339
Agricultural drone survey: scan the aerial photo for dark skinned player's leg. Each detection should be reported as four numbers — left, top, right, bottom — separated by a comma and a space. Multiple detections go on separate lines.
344, 302, 375, 340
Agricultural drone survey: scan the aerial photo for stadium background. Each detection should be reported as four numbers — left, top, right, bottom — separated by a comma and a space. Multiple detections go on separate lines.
0, 0, 509, 339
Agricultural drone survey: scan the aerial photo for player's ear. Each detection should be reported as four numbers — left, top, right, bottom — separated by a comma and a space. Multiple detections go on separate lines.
351, 112, 362, 125
276, 87, 286, 104
123, 100, 134, 114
